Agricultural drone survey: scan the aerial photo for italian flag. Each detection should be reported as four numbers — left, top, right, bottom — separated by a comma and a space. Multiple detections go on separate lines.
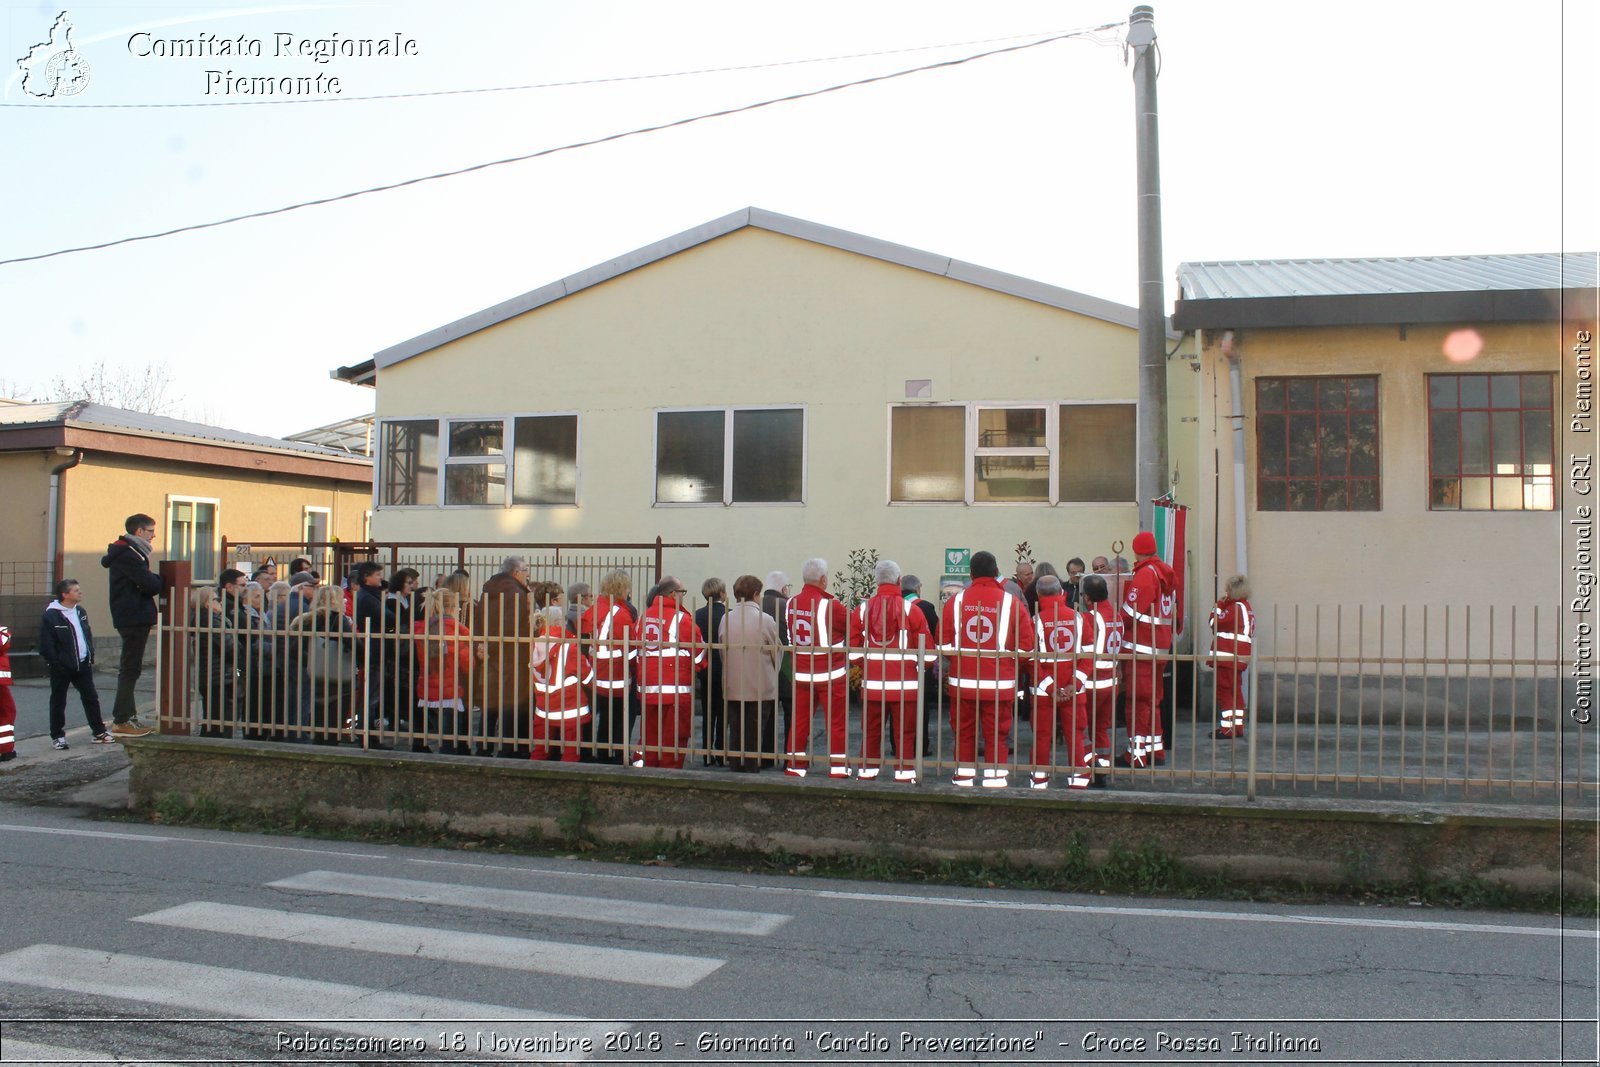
1153, 497, 1188, 636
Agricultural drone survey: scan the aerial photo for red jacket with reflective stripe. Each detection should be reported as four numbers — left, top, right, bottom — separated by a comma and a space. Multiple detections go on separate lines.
1208, 596, 1254, 661
634, 596, 704, 700
851, 583, 935, 693
413, 617, 476, 703
1122, 556, 1176, 654
0, 625, 11, 685
1079, 600, 1123, 690
786, 584, 860, 684
938, 577, 1034, 693
531, 629, 594, 718
1031, 594, 1083, 697
577, 596, 634, 690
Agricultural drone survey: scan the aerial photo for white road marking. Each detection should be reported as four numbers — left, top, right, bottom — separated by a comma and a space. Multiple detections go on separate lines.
131, 901, 724, 988
0, 824, 175, 842
268, 870, 788, 936
0, 945, 603, 1060
0, 1037, 180, 1064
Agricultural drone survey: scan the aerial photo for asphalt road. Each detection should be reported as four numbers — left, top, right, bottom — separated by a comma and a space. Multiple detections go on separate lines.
0, 801, 1594, 1065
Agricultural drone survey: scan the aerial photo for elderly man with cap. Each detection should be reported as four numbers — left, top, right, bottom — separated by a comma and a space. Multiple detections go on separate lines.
1119, 531, 1176, 767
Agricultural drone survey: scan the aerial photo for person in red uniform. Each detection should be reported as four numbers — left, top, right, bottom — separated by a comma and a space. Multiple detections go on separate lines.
1076, 574, 1122, 782
577, 569, 636, 764
1207, 574, 1255, 739
1120, 530, 1176, 767
938, 550, 1034, 788
0, 622, 16, 761
1028, 573, 1091, 789
851, 559, 935, 783
529, 605, 595, 762
784, 558, 862, 778
633, 576, 704, 769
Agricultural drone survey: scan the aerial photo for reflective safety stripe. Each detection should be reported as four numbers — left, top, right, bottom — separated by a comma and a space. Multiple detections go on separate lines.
948, 678, 1018, 691
533, 706, 590, 721
639, 685, 692, 695
892, 770, 917, 782
794, 667, 847, 682
0, 724, 13, 736
0, 670, 10, 679
982, 768, 1008, 779
1035, 677, 1054, 695
996, 593, 1014, 652
955, 766, 976, 777
593, 647, 627, 660
1081, 677, 1117, 690
859, 651, 924, 662
862, 679, 919, 692
1214, 632, 1252, 643
593, 678, 628, 691
1124, 606, 1162, 625
856, 768, 880, 779
1126, 642, 1159, 655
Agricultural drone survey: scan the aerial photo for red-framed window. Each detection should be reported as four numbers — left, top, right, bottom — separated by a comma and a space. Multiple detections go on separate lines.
1427, 373, 1555, 511
1254, 376, 1380, 511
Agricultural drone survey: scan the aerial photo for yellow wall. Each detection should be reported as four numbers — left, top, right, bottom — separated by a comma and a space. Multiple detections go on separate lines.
1193, 319, 1576, 666
373, 227, 1194, 598
0, 451, 53, 566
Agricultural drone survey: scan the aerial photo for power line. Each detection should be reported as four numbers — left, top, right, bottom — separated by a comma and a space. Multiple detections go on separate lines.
0, 25, 1121, 268
3, 24, 1124, 109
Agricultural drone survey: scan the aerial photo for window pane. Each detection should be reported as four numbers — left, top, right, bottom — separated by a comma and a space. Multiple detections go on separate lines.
445, 462, 505, 506
1489, 374, 1520, 408
1461, 476, 1492, 510
1256, 378, 1284, 411
1318, 378, 1347, 411
1287, 414, 1318, 476
1523, 410, 1553, 466
1318, 415, 1349, 476
1429, 376, 1458, 409
513, 416, 577, 505
732, 409, 804, 503
1527, 474, 1555, 510
1430, 411, 1460, 476
1257, 413, 1286, 476
1491, 411, 1522, 472
656, 411, 725, 503
1522, 374, 1553, 407
1287, 480, 1318, 511
1431, 478, 1461, 509
1060, 403, 1135, 501
1258, 480, 1286, 510
976, 407, 1046, 448
975, 455, 1049, 502
1348, 377, 1378, 410
1460, 411, 1490, 474
1351, 479, 1379, 511
379, 420, 438, 506
449, 420, 503, 457
1349, 411, 1378, 475
1459, 375, 1489, 407
1287, 379, 1317, 410
1321, 482, 1348, 510
1492, 477, 1524, 511
890, 406, 964, 502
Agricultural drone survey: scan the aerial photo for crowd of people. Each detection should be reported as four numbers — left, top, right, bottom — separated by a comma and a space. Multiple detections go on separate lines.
0, 511, 1255, 790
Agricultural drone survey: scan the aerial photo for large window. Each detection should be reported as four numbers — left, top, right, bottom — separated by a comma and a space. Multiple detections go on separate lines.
655, 408, 805, 505
1428, 373, 1554, 511
890, 402, 1136, 504
377, 415, 577, 507
167, 497, 218, 581
1255, 376, 1379, 511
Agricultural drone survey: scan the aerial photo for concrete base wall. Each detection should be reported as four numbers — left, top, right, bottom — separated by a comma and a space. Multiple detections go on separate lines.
124, 739, 1596, 898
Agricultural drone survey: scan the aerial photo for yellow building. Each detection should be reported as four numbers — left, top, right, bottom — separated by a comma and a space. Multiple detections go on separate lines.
0, 400, 372, 646
336, 208, 1196, 604
1173, 252, 1597, 667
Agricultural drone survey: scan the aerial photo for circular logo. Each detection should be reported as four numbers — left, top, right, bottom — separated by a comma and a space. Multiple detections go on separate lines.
1048, 624, 1076, 654
1106, 630, 1123, 655
44, 49, 90, 96
791, 618, 814, 645
1159, 593, 1175, 617
642, 621, 663, 644
964, 614, 994, 644
1126, 588, 1138, 604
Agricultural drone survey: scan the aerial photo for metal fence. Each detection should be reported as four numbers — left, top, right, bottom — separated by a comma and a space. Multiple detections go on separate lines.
0, 561, 56, 654
152, 593, 1594, 805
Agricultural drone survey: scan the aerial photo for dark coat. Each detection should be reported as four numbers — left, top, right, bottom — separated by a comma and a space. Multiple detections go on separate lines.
477, 572, 531, 713
39, 603, 94, 671
100, 537, 163, 628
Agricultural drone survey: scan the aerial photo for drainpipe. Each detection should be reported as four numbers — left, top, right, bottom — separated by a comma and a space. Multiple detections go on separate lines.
1221, 331, 1248, 577
46, 447, 83, 584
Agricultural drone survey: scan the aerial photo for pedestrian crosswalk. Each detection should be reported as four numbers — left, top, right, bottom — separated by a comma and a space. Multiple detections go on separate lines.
0, 869, 792, 1062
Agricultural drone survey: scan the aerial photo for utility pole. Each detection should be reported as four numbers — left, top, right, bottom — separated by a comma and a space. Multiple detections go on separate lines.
1129, 4, 1166, 531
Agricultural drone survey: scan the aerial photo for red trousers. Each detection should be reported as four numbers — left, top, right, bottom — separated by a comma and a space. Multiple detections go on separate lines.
1122, 657, 1166, 758
861, 695, 920, 775
786, 679, 848, 773
1030, 690, 1088, 770
637, 696, 692, 769
1213, 659, 1248, 731
1082, 684, 1118, 761
530, 711, 589, 762
0, 686, 15, 754
948, 688, 1015, 777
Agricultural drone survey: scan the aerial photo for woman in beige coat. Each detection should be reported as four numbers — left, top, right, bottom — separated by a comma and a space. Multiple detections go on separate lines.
717, 574, 782, 772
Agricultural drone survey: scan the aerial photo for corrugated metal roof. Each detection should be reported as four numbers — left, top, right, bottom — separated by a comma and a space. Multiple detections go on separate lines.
1177, 252, 1598, 301
0, 400, 370, 463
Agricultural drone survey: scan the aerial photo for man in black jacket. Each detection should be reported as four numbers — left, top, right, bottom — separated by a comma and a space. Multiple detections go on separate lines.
100, 513, 162, 737
40, 579, 112, 749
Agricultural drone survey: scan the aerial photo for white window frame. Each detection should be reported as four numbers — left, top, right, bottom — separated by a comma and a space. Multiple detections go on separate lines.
166, 495, 221, 581
374, 413, 581, 510
886, 400, 1139, 506
653, 405, 808, 507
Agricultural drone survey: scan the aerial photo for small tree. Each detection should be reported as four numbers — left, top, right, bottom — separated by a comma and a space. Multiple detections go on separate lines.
1015, 541, 1035, 571
832, 548, 879, 609
45, 360, 181, 415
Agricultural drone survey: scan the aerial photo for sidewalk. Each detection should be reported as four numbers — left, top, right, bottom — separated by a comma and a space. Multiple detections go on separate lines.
0, 666, 154, 806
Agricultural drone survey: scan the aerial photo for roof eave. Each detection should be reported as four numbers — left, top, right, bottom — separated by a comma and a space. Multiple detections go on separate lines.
1172, 287, 1598, 331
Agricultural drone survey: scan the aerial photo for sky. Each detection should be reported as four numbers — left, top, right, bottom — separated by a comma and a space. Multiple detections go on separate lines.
2, 0, 1596, 438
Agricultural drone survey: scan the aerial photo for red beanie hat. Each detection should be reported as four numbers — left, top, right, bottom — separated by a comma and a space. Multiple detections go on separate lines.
1132, 531, 1157, 556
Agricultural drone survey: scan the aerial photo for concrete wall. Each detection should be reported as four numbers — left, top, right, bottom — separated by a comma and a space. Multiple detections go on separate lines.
371, 227, 1197, 599
125, 739, 1595, 898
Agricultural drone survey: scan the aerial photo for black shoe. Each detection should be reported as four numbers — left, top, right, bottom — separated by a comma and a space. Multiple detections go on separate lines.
1090, 773, 1109, 789
0, 751, 15, 762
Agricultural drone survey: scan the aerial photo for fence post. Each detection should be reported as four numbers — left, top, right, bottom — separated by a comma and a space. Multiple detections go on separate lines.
653, 537, 664, 586
1245, 645, 1259, 801
157, 560, 192, 736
